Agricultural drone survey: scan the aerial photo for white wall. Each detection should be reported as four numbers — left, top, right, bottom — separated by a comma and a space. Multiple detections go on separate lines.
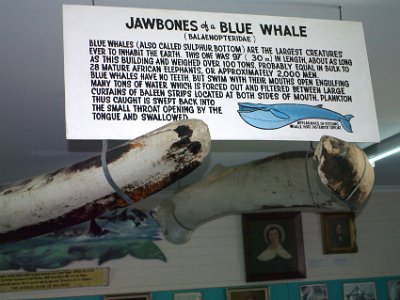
5, 186, 400, 299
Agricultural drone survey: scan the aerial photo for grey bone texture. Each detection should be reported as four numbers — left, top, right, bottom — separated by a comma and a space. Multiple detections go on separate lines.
157, 136, 374, 244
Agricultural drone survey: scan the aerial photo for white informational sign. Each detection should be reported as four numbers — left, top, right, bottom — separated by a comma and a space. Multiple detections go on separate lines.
63, 5, 379, 141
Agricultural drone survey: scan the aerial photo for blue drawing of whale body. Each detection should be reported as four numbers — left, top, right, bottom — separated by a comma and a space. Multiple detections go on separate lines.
238, 102, 354, 133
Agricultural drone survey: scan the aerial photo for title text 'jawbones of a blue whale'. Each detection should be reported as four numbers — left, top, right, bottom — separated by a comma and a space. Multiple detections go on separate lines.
238, 102, 354, 133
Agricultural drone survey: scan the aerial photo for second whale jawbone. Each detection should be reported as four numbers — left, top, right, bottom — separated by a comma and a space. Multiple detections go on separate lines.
157, 135, 374, 244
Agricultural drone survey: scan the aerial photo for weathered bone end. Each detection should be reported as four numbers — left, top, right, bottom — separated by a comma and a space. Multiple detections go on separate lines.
314, 136, 374, 211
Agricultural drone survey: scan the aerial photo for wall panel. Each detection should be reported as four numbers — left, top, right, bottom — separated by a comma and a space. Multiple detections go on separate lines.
2, 188, 400, 299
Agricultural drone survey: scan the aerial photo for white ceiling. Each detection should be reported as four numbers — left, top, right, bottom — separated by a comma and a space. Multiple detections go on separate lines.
0, 0, 399, 188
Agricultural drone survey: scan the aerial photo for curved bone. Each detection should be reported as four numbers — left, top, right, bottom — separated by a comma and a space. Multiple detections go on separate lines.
0, 119, 211, 243
157, 136, 374, 244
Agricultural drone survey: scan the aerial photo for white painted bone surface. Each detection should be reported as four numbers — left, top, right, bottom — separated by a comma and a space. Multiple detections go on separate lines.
0, 119, 211, 242
157, 136, 374, 244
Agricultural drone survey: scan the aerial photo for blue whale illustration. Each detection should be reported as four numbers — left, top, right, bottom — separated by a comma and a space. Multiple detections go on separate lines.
238, 102, 354, 133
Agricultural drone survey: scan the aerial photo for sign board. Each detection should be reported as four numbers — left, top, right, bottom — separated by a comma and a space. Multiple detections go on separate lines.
63, 5, 379, 142
0, 268, 109, 292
